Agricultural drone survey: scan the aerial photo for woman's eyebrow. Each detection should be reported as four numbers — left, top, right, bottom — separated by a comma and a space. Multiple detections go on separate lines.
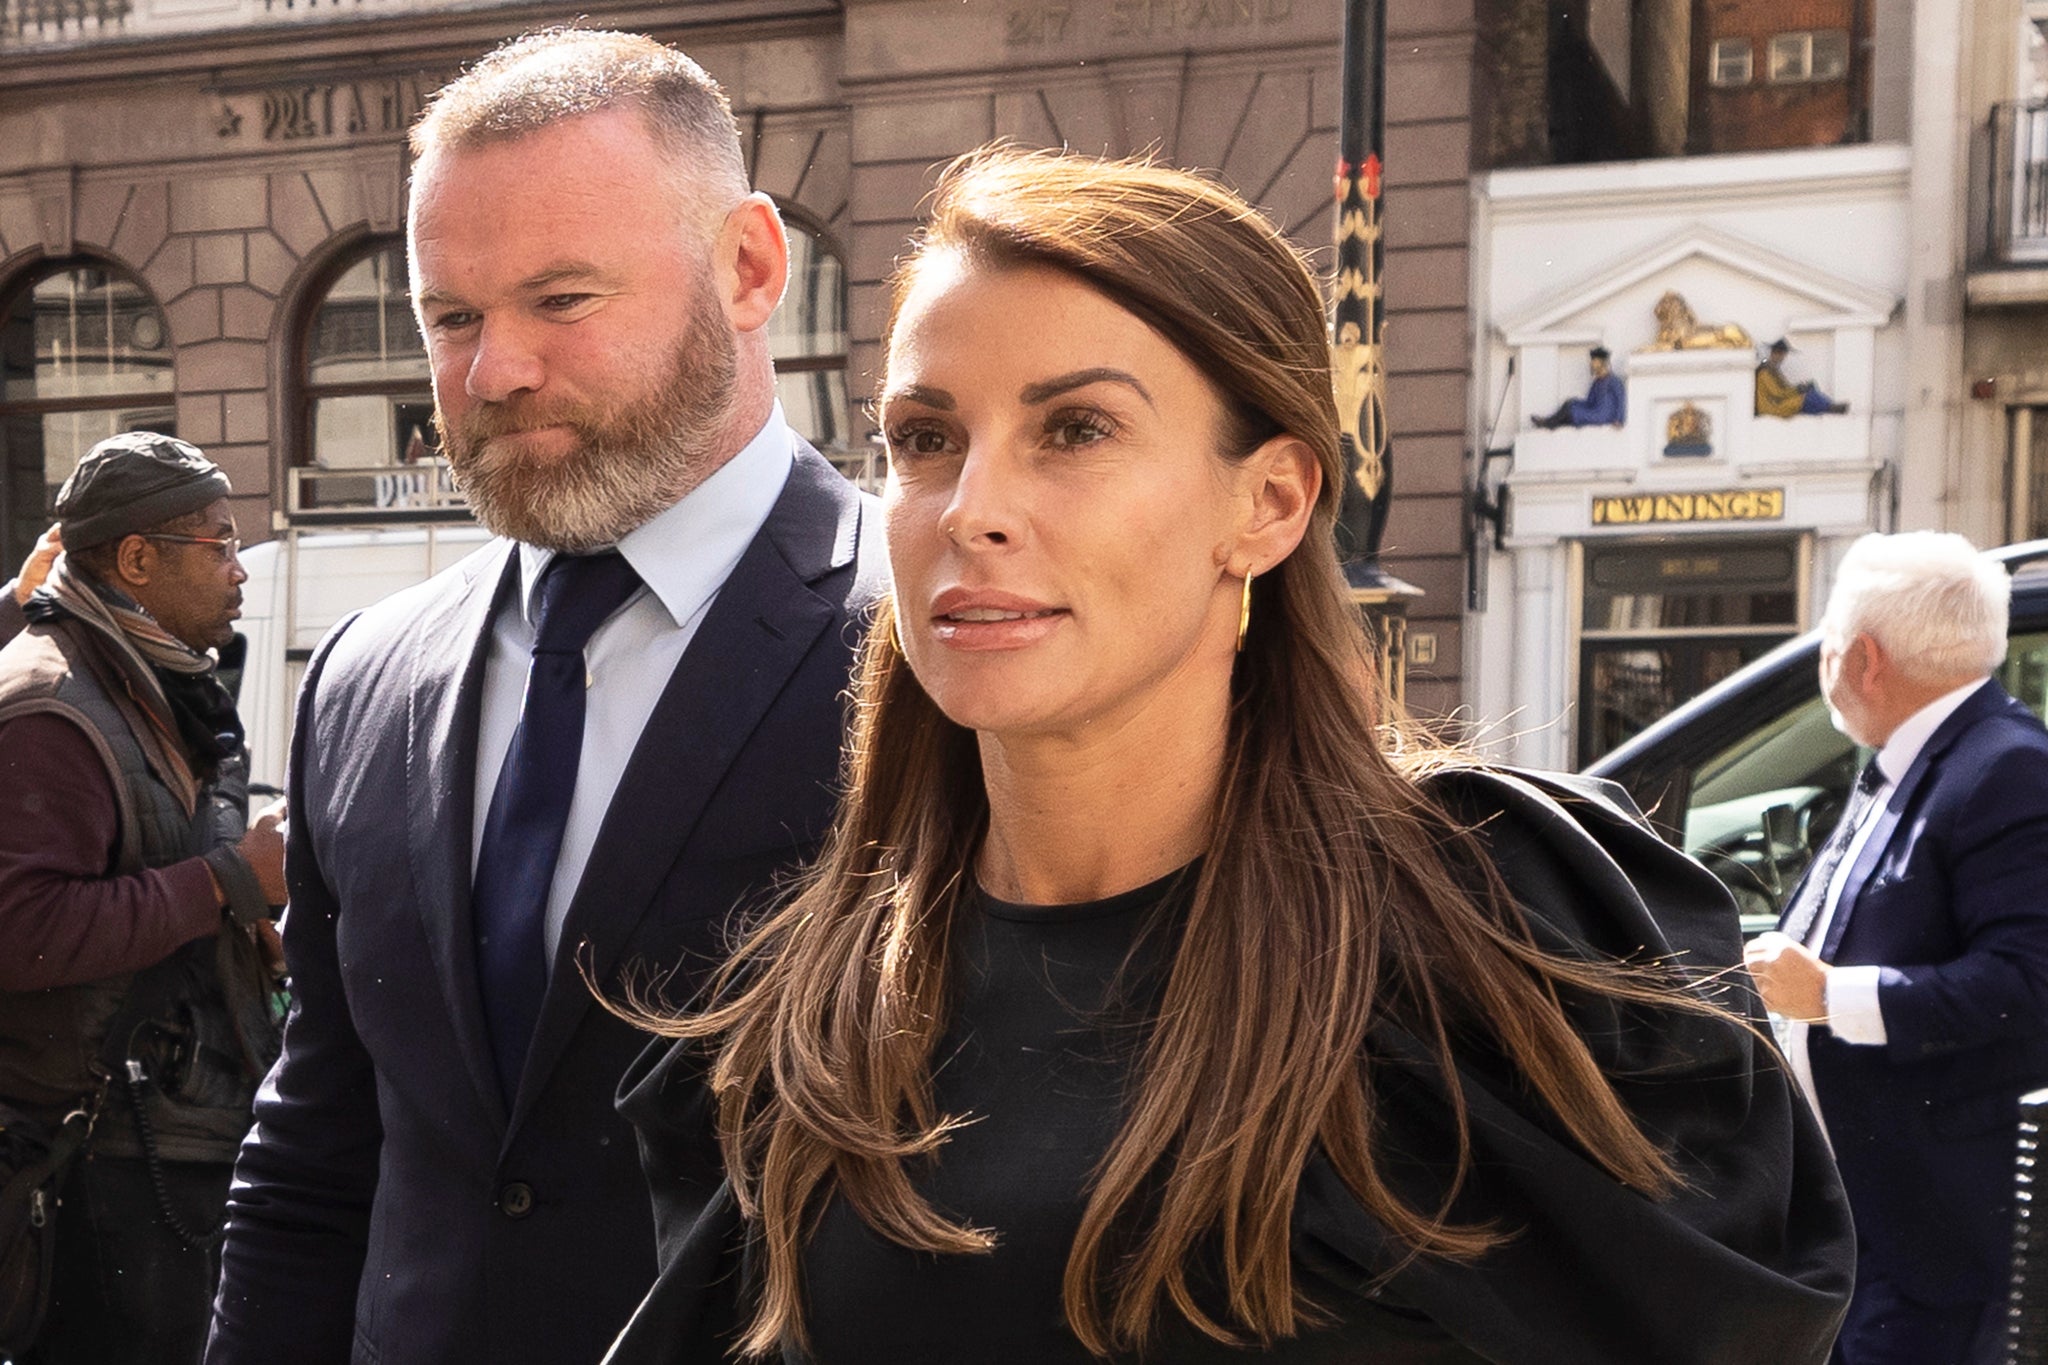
1018, 368, 1155, 409
880, 383, 955, 411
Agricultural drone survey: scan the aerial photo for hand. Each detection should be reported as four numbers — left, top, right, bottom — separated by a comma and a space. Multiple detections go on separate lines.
238, 797, 289, 906
13, 524, 60, 605
254, 919, 286, 978
1742, 931, 1830, 1022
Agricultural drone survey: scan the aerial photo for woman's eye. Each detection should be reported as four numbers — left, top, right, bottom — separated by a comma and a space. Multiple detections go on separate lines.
885, 424, 953, 457
1048, 412, 1115, 447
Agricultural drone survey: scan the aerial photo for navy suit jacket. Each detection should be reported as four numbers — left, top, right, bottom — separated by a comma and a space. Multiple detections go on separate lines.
206, 448, 885, 1365
1789, 678, 2048, 1305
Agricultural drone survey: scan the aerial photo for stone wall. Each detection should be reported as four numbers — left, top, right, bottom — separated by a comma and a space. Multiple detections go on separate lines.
0, 0, 1479, 710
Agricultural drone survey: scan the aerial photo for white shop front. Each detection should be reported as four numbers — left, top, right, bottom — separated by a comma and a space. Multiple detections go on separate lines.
1466, 147, 1910, 768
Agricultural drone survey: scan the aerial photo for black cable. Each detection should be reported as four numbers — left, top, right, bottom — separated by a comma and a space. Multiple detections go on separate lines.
119, 1062, 223, 1252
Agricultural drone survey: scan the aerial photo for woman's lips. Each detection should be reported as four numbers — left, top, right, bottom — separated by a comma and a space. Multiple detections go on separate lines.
927, 589, 1068, 651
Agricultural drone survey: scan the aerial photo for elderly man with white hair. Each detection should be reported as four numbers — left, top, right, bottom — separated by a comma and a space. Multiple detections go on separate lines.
1747, 530, 2048, 1365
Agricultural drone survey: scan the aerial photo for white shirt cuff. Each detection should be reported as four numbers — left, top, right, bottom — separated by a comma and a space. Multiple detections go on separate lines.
1824, 965, 1889, 1045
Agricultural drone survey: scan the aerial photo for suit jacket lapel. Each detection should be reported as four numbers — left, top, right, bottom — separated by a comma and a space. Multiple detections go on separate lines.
508, 451, 865, 1132
1818, 679, 2010, 961
405, 541, 518, 1131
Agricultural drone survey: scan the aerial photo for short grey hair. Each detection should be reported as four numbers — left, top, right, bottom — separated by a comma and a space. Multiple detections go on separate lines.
1821, 531, 2009, 682
410, 28, 749, 205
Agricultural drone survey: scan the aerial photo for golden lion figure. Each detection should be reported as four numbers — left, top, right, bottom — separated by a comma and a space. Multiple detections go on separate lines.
1642, 291, 1753, 351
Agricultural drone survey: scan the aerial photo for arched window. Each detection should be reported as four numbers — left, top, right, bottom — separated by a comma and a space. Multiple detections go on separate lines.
768, 219, 855, 477
0, 262, 174, 567
295, 241, 446, 519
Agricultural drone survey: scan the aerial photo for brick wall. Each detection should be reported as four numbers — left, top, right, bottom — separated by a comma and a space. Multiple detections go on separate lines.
1693, 0, 1868, 152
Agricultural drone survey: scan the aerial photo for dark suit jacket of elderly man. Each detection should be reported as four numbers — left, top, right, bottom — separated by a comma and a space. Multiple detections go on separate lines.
205, 446, 884, 1365
1795, 678, 2048, 1314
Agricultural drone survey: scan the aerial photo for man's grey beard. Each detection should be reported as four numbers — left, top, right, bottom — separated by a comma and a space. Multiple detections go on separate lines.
438, 306, 740, 552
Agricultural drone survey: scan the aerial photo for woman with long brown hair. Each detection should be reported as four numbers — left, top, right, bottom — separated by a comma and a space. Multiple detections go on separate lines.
605, 148, 1853, 1363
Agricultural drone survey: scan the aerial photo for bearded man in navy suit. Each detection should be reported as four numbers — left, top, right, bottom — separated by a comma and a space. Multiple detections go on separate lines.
205, 30, 882, 1365
1747, 531, 2048, 1365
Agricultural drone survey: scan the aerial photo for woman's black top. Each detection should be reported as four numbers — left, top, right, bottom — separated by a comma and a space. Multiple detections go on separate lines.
607, 769, 1855, 1365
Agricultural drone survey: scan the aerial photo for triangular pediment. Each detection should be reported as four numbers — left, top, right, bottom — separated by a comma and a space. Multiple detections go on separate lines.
1499, 225, 1898, 347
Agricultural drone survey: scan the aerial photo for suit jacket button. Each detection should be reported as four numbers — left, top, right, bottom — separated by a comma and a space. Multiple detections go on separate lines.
498, 1182, 535, 1218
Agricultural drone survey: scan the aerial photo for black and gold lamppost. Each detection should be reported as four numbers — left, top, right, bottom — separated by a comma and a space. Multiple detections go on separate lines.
1330, 0, 1422, 702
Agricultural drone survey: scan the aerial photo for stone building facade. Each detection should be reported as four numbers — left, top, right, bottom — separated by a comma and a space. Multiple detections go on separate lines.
0, 0, 1482, 717
1463, 0, 2048, 770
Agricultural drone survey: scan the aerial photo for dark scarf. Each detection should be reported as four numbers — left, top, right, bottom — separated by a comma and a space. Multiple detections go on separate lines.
25, 559, 243, 776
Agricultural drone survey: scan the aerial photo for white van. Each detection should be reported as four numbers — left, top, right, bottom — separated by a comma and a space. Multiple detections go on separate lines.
232, 525, 492, 791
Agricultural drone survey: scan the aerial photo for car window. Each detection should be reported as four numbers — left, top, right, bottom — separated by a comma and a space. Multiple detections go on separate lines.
1684, 695, 1862, 926
2000, 629, 2048, 716
1678, 627, 2048, 930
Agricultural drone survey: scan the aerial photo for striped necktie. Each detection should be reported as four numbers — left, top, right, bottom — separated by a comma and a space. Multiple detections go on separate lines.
1779, 760, 1887, 948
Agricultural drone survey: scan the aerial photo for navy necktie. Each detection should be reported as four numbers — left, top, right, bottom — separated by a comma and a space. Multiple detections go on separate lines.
473, 550, 642, 1100
1779, 760, 1888, 948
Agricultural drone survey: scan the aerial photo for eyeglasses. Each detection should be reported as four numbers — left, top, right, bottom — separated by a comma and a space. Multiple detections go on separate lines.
142, 532, 242, 562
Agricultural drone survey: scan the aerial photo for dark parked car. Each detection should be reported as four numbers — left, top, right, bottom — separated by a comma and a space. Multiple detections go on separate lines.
1586, 540, 2048, 935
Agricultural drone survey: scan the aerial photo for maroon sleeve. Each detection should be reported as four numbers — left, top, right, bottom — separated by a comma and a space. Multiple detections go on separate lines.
0, 584, 25, 648
0, 712, 221, 990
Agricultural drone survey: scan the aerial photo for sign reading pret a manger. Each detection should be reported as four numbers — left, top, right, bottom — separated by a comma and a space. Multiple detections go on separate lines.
1590, 488, 1786, 526
209, 74, 445, 143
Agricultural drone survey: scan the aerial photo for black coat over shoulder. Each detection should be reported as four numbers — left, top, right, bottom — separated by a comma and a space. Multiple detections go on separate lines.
608, 768, 1855, 1365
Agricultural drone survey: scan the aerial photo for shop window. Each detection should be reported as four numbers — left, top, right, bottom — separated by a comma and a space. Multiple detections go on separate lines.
0, 261, 175, 568
2008, 404, 2048, 544
1710, 38, 1754, 88
2029, 3, 2048, 103
1768, 30, 1850, 84
295, 240, 447, 519
1576, 536, 1804, 763
767, 219, 859, 482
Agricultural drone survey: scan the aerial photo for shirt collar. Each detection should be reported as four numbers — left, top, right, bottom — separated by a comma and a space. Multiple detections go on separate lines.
513, 405, 796, 629
1875, 676, 1993, 785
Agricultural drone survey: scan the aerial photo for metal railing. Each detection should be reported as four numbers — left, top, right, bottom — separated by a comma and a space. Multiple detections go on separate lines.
286, 458, 471, 526
4, 0, 130, 44
281, 449, 881, 525
1, 0, 499, 46
1984, 100, 2048, 268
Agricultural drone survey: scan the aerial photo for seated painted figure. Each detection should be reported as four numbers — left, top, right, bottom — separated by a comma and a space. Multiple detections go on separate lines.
1533, 347, 1625, 429
1757, 338, 1849, 417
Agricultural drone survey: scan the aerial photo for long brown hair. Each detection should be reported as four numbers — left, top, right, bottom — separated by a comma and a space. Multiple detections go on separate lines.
636, 147, 1708, 1357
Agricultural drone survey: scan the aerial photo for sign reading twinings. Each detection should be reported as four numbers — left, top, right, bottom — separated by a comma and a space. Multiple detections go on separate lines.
1590, 488, 1785, 526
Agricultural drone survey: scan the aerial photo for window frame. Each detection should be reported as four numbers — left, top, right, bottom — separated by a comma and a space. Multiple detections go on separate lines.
1766, 29, 1851, 84
2008, 401, 2048, 544
1570, 533, 1811, 767
1710, 37, 1755, 88
0, 257, 177, 566
1768, 31, 1815, 83
767, 208, 865, 484
1809, 28, 1850, 81
290, 236, 450, 524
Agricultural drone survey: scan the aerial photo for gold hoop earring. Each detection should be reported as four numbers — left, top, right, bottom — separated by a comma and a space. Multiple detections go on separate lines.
1236, 570, 1254, 654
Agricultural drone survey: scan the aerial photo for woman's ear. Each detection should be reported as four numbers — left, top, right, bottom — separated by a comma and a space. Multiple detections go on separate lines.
1233, 435, 1321, 575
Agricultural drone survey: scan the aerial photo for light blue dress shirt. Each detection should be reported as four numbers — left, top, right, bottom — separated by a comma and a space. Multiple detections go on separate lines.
469, 409, 796, 961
